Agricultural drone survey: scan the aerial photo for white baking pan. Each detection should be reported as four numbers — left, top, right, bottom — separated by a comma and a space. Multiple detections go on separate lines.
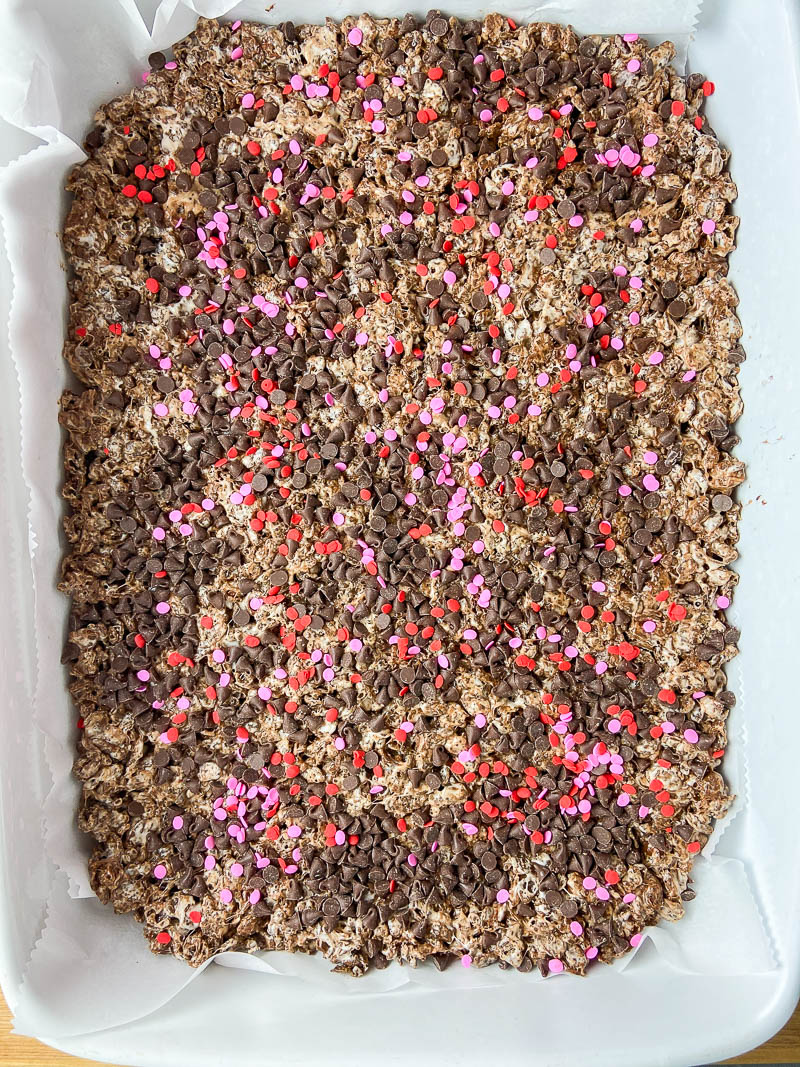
0, 0, 798, 1063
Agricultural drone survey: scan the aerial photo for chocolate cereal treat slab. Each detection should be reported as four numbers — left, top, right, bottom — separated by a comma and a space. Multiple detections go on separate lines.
62, 14, 744, 975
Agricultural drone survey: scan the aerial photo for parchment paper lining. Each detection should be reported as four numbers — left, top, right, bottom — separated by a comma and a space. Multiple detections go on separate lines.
0, 0, 775, 1042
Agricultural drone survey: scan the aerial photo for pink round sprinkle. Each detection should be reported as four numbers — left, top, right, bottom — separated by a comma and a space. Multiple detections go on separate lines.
496, 888, 510, 903
172, 816, 183, 830
684, 728, 699, 744
348, 26, 363, 45
702, 219, 716, 234
627, 58, 641, 72
649, 351, 664, 365
630, 933, 643, 948
219, 888, 233, 904
548, 959, 564, 974
570, 921, 583, 936
461, 954, 472, 967
155, 602, 170, 615
153, 864, 167, 879
586, 946, 599, 960
231, 862, 244, 877
643, 474, 660, 492
643, 620, 656, 633
717, 595, 730, 609
241, 92, 255, 108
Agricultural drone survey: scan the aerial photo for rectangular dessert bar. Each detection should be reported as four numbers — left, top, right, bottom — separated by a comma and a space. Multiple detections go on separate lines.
62, 13, 743, 974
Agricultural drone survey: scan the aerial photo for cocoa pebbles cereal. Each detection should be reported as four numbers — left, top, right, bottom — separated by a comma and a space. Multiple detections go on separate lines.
62, 14, 744, 975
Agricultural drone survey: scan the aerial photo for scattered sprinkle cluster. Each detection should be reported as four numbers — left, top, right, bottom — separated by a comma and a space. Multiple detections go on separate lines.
63, 13, 743, 975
